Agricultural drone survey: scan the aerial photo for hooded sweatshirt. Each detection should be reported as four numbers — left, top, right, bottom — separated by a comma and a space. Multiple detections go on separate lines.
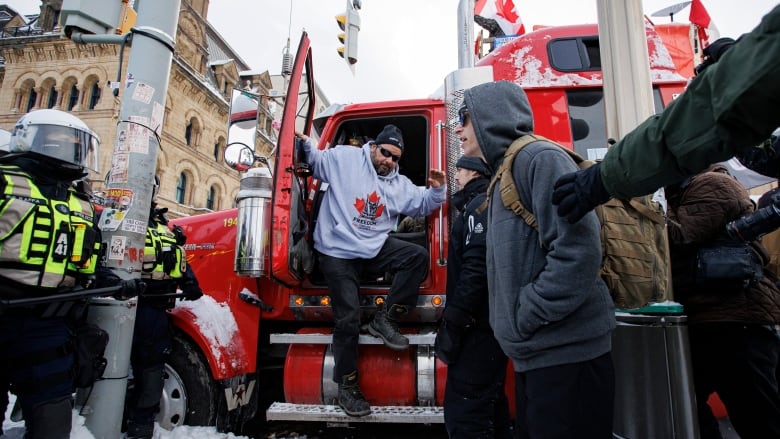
303, 140, 446, 259
463, 81, 615, 372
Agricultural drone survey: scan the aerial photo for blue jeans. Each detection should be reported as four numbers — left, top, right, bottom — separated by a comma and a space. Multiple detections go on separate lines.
317, 237, 428, 381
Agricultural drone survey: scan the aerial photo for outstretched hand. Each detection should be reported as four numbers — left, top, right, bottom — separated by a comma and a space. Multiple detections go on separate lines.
551, 163, 611, 223
428, 169, 446, 188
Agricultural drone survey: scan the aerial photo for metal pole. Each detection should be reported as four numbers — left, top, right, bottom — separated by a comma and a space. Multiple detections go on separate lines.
78, 1, 181, 437
457, 0, 475, 68
596, 0, 655, 140
597, 2, 697, 438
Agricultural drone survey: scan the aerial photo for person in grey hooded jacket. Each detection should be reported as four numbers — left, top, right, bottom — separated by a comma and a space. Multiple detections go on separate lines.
460, 81, 616, 439
297, 125, 447, 417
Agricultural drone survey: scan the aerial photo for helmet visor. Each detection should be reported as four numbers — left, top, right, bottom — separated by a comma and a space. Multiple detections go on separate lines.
18, 124, 99, 172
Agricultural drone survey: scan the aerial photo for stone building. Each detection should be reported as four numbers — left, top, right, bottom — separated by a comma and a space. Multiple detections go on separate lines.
0, 0, 291, 218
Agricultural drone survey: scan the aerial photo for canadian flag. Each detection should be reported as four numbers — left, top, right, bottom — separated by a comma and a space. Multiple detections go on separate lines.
474, 0, 525, 36
689, 0, 720, 47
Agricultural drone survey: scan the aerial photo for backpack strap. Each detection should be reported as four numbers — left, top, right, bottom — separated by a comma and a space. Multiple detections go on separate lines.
487, 134, 587, 230
627, 197, 665, 225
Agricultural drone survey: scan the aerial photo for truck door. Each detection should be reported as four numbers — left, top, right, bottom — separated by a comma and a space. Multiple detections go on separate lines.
270, 32, 316, 285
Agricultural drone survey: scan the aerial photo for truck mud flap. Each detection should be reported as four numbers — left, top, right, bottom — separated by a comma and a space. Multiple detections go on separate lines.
266, 402, 443, 424
216, 375, 258, 432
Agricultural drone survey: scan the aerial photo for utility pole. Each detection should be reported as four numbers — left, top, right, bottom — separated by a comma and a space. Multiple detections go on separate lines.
61, 0, 181, 437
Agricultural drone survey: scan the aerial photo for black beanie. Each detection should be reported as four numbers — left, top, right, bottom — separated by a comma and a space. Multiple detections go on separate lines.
456, 156, 491, 177
375, 124, 404, 150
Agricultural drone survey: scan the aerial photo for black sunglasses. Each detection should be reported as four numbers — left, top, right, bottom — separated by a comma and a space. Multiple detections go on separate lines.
458, 107, 470, 126
378, 146, 401, 162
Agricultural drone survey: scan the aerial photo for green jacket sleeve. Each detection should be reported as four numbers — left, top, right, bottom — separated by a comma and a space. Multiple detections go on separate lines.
600, 4, 780, 200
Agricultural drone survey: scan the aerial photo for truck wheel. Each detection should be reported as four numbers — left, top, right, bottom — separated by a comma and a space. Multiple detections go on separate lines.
157, 333, 218, 428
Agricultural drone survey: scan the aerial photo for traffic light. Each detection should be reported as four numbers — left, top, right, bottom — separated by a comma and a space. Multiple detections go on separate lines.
60, 0, 127, 36
335, 0, 361, 66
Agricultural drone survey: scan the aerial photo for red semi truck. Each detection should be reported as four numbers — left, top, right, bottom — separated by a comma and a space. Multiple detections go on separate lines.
159, 20, 706, 437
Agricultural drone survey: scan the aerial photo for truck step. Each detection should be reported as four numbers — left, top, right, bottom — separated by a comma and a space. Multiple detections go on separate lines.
269, 332, 436, 345
266, 402, 444, 424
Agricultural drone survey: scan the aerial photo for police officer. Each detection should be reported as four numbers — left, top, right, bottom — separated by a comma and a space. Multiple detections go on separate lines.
124, 176, 203, 439
0, 109, 103, 439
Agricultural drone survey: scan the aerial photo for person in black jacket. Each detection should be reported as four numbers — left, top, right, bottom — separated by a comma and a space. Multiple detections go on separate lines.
435, 155, 512, 438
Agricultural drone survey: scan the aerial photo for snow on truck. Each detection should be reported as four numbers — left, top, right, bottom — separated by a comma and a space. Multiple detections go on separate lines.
160, 13, 706, 438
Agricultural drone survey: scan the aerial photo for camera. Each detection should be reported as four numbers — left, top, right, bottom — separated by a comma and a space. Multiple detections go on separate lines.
727, 201, 780, 242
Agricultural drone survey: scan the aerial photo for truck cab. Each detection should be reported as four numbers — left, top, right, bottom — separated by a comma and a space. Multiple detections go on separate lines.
165, 21, 691, 432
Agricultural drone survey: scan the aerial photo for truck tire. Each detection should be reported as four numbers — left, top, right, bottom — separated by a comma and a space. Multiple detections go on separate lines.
157, 332, 219, 428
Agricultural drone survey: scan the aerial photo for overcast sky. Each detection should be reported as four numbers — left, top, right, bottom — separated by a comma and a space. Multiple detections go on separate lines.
5, 1, 778, 104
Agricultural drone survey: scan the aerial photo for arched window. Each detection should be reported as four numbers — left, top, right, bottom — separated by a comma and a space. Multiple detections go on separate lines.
185, 121, 193, 146
206, 186, 217, 210
175, 173, 187, 204
67, 84, 79, 111
88, 81, 101, 110
25, 88, 37, 112
46, 85, 57, 109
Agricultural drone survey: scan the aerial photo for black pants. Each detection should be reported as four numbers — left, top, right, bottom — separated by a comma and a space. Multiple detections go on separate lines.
317, 237, 428, 381
514, 352, 615, 439
0, 312, 73, 432
444, 327, 512, 439
126, 304, 172, 425
689, 323, 780, 439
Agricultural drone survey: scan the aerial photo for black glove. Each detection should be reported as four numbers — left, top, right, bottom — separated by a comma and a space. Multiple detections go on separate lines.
434, 307, 474, 365
118, 278, 146, 300
181, 280, 203, 301
172, 225, 187, 245
736, 136, 780, 179
551, 163, 611, 224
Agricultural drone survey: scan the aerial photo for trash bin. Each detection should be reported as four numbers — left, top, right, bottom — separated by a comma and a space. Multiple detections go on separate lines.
612, 312, 699, 439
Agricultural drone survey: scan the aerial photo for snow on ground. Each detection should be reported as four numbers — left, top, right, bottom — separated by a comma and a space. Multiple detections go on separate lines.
2, 393, 249, 439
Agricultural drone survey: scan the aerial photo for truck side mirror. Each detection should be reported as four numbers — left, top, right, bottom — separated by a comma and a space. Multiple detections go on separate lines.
224, 142, 256, 172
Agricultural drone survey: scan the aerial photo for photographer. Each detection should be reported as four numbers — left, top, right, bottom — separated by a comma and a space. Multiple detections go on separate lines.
665, 164, 780, 439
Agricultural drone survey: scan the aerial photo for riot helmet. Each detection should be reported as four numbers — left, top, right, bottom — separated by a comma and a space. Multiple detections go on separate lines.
8, 109, 99, 172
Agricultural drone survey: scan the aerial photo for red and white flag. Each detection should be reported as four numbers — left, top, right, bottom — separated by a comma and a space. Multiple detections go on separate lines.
474, 0, 525, 36
689, 0, 720, 47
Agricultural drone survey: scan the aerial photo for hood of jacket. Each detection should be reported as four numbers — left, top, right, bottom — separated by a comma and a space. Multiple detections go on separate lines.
463, 81, 534, 171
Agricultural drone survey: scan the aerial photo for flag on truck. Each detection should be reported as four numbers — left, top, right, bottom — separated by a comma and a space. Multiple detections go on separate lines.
689, 0, 719, 47
474, 0, 525, 36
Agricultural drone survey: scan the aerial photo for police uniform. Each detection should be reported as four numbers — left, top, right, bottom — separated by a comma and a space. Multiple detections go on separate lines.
0, 163, 101, 439
125, 206, 201, 439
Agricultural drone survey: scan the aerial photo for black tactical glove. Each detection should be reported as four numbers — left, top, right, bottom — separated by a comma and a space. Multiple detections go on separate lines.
118, 278, 146, 300
434, 307, 474, 365
551, 162, 611, 224
181, 280, 203, 301
172, 225, 187, 246
736, 136, 780, 179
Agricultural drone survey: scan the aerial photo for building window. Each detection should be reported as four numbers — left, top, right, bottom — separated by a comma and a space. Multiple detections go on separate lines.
46, 85, 58, 109
67, 84, 79, 111
25, 88, 37, 112
185, 121, 193, 146
88, 82, 101, 109
206, 186, 216, 210
176, 173, 187, 204
213, 142, 220, 161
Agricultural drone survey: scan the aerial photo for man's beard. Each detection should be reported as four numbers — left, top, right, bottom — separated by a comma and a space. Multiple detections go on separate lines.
375, 164, 391, 176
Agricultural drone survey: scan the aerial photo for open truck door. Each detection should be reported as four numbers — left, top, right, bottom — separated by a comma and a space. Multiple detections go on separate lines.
270, 32, 316, 286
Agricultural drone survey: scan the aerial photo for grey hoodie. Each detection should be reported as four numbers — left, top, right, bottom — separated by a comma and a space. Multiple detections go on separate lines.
463, 81, 615, 373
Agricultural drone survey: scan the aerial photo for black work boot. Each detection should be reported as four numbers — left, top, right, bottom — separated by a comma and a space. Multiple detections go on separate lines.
368, 303, 410, 350
337, 371, 371, 417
